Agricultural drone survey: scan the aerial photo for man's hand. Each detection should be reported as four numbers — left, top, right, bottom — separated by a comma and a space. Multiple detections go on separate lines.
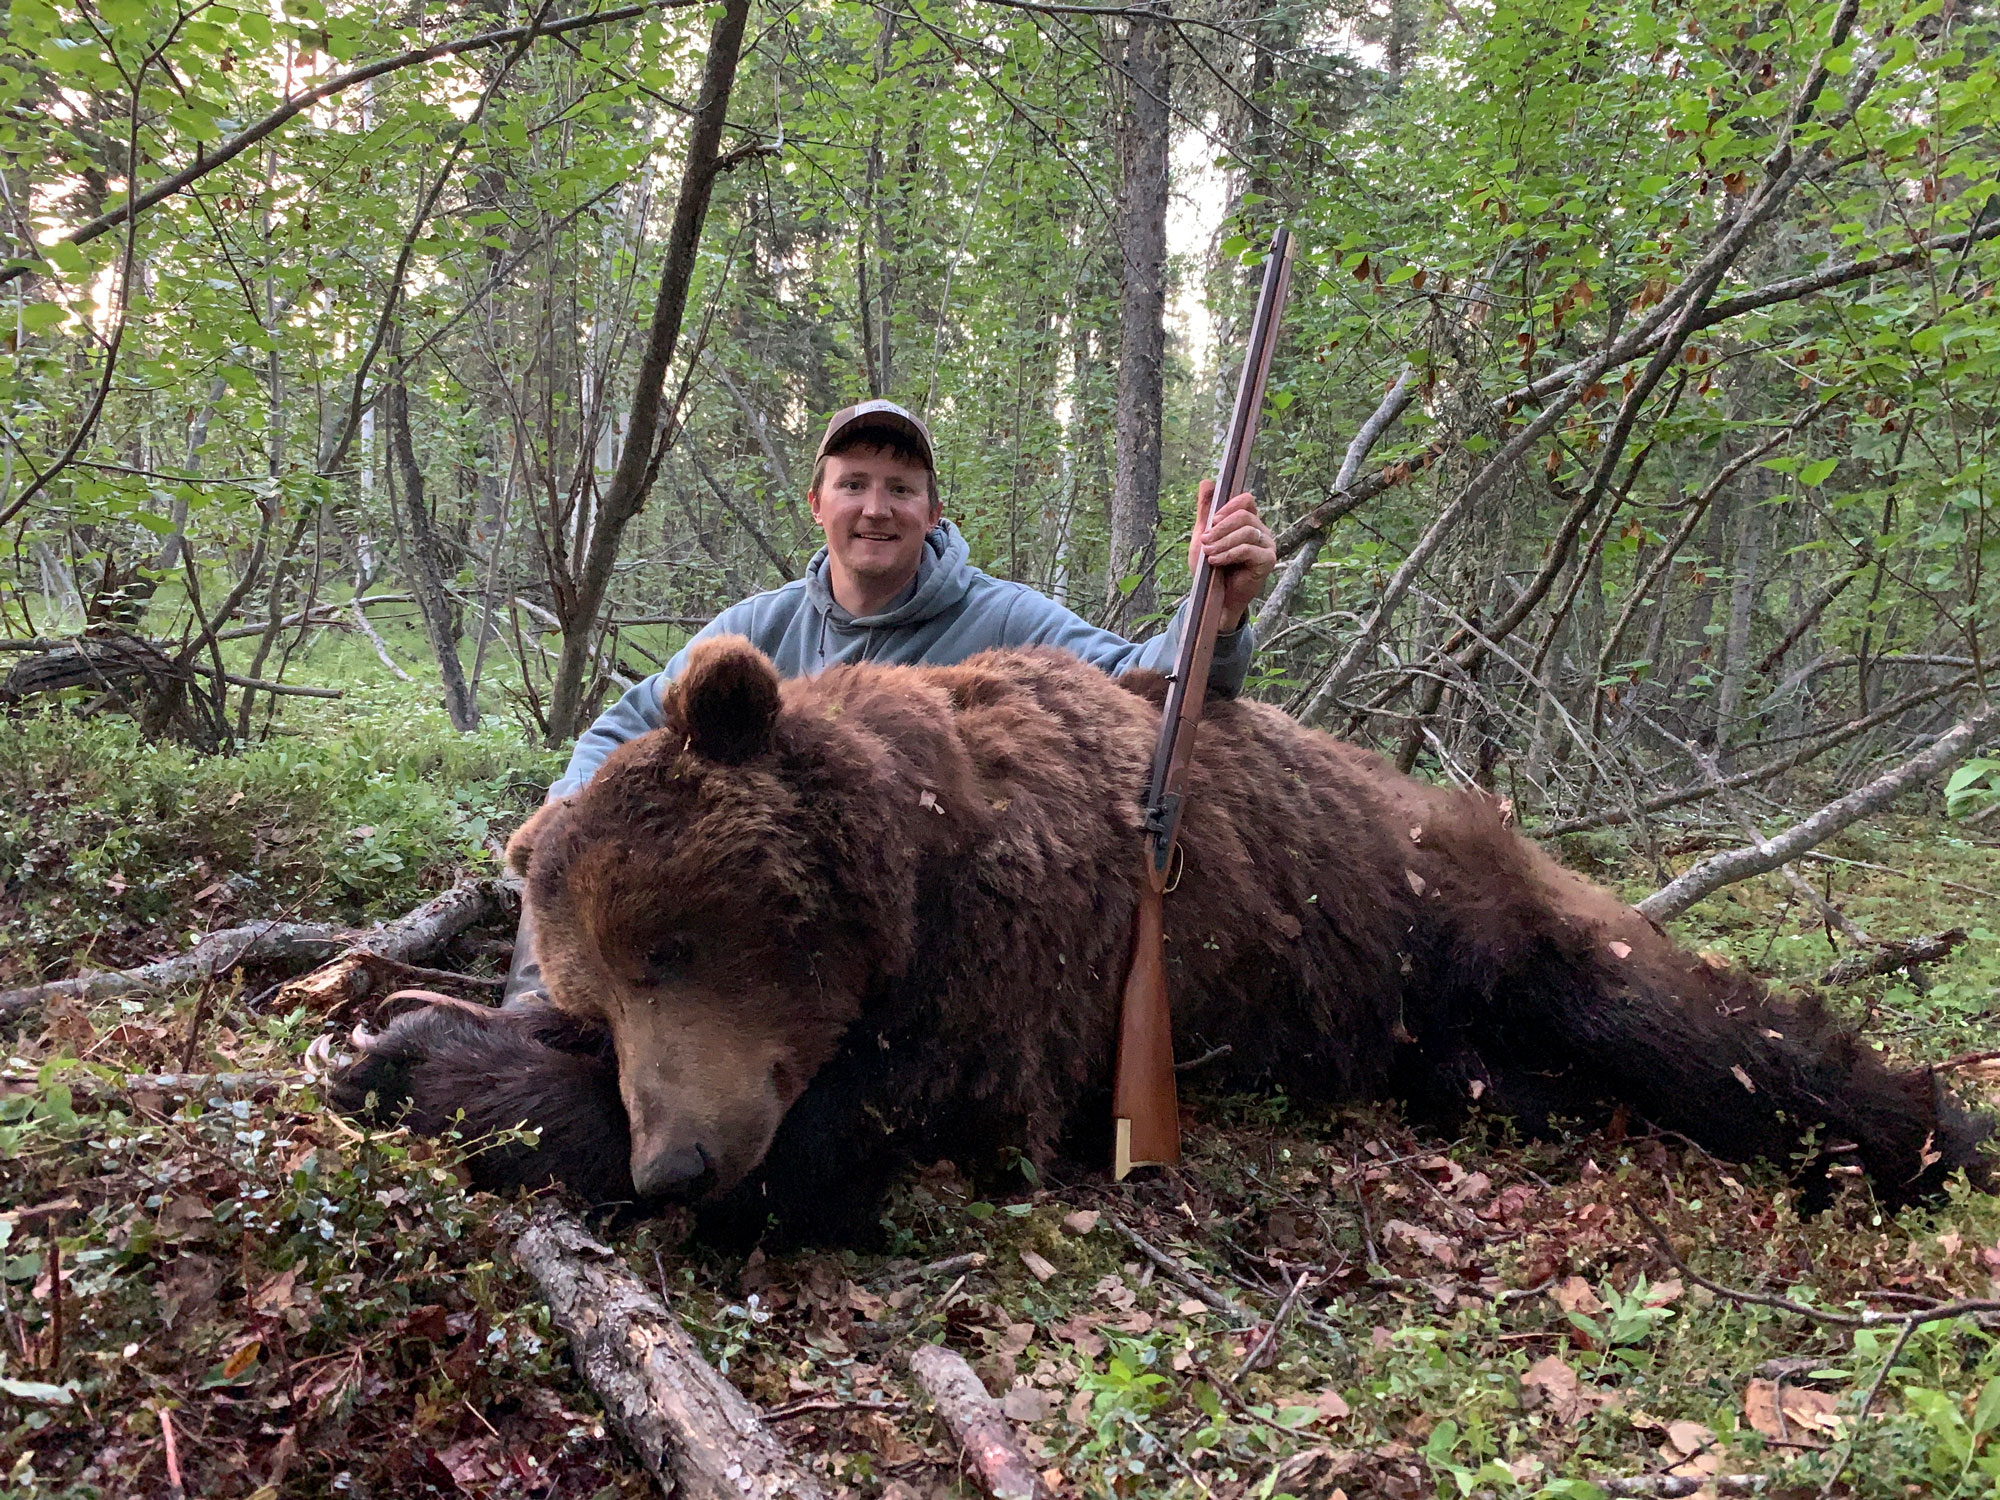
1189, 478, 1277, 631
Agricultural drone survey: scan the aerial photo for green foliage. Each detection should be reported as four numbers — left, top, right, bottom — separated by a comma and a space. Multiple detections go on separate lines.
0, 703, 552, 978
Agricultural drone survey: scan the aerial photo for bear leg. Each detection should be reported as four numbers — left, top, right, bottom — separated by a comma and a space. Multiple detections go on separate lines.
330, 999, 638, 1208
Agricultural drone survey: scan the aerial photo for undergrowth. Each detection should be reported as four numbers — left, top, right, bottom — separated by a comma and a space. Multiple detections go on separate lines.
2, 686, 1998, 1499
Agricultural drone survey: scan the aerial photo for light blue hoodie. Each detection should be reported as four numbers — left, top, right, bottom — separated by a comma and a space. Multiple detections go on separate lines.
551, 519, 1255, 797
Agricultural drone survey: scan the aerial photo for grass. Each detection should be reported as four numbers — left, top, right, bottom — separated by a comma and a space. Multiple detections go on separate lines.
2, 637, 1999, 1498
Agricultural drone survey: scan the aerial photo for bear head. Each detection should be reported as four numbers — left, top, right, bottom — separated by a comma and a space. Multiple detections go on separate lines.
508, 637, 912, 1203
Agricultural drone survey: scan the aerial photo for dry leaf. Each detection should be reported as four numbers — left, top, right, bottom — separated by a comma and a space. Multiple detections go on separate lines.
1061, 1210, 1099, 1235
222, 1340, 263, 1380
1176, 1299, 1208, 1317
1406, 870, 1427, 896
918, 789, 942, 814
1548, 1276, 1604, 1316
1744, 1379, 1839, 1444
1665, 1420, 1713, 1458
843, 1282, 887, 1321
1002, 1386, 1053, 1423
1021, 1250, 1058, 1283
1643, 1278, 1684, 1306
1731, 1064, 1756, 1092
1607, 940, 1632, 959
1520, 1356, 1609, 1425
1314, 1388, 1351, 1422
1382, 1218, 1458, 1268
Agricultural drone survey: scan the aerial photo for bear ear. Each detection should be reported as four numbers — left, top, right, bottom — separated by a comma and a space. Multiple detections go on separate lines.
664, 636, 782, 765
505, 799, 568, 877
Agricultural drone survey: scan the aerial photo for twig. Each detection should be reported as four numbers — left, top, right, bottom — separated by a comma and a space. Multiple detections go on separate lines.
1635, 1205, 2000, 1329
908, 1344, 1055, 1500
1818, 928, 1968, 987
43, 1220, 62, 1376
1819, 1316, 1918, 1499
1174, 1044, 1233, 1073
1230, 1267, 1314, 1383
1108, 1219, 1253, 1324
1595, 1479, 1766, 1498
761, 1395, 910, 1422
159, 1403, 185, 1499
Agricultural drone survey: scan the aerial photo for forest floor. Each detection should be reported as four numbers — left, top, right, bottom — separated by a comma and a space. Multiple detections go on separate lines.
4, 649, 2000, 1500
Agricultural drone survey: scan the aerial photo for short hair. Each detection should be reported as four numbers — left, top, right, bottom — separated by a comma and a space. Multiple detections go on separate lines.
810, 423, 938, 504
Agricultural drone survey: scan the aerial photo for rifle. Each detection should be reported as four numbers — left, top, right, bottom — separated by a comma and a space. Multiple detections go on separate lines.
1112, 226, 1296, 1180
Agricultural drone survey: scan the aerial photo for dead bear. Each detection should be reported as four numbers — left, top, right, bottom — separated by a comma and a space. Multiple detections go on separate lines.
333, 638, 1988, 1244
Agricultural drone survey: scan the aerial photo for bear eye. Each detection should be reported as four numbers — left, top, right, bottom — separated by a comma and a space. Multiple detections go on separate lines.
642, 935, 695, 985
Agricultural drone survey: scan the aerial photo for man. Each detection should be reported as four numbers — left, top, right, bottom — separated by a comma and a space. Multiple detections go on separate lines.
506, 398, 1276, 1001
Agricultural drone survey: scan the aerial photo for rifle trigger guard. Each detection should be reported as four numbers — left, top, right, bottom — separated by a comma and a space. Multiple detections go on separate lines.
1163, 840, 1185, 894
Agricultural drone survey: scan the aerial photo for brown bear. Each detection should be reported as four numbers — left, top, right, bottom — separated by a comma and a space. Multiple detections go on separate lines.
333, 638, 1987, 1244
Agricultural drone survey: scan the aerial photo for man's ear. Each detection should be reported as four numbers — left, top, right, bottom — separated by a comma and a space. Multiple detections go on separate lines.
506, 799, 568, 877
662, 636, 782, 765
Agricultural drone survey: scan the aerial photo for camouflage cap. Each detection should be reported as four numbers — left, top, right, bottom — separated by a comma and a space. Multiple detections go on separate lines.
813, 398, 936, 472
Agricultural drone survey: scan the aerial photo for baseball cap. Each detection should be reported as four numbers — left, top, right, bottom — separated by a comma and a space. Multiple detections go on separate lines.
813, 399, 936, 472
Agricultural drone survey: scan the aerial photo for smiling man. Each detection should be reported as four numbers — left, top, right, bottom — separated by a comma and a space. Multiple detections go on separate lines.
502, 398, 1276, 1003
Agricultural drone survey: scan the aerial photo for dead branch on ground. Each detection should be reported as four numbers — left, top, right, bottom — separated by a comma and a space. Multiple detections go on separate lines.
908, 1344, 1054, 1500
0, 877, 516, 1026
1636, 705, 1996, 921
509, 1207, 832, 1500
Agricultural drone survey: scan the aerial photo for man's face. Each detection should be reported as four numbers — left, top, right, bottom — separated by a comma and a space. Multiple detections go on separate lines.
809, 445, 941, 588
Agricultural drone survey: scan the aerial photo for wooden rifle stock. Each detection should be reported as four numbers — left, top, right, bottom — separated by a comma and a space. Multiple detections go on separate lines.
1113, 227, 1296, 1180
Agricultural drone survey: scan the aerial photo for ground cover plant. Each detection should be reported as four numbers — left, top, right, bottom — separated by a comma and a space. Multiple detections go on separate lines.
4, 665, 1999, 1500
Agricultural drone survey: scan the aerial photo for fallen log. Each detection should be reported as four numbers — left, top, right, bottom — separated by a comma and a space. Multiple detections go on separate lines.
510, 1208, 831, 1500
908, 1345, 1054, 1500
0, 877, 516, 1027
273, 949, 504, 1019
1819, 927, 1968, 987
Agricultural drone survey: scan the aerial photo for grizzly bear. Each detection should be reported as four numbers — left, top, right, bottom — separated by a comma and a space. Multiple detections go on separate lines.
333, 639, 1986, 1244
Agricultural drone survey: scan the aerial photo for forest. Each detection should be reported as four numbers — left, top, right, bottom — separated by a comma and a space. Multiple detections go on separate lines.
4, 0, 2000, 1494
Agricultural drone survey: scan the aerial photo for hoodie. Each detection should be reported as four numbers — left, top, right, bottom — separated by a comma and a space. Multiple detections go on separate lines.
550, 519, 1256, 797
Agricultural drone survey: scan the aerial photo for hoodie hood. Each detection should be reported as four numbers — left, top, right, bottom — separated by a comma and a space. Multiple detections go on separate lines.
805, 519, 974, 632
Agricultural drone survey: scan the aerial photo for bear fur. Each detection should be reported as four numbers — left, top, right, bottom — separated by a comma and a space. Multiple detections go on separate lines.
333, 639, 1987, 1244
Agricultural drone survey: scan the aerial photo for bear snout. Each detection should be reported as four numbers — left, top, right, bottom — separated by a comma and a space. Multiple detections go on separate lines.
632, 1140, 718, 1201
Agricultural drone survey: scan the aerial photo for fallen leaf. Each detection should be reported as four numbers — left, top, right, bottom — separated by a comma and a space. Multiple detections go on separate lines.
1608, 940, 1632, 959
1176, 1299, 1208, 1317
1314, 1388, 1351, 1422
844, 1282, 887, 1320
1020, 1250, 1058, 1283
1665, 1420, 1713, 1458
1941, 1230, 1964, 1257
1409, 824, 1423, 842
1548, 1276, 1604, 1315
918, 789, 942, 814
1382, 1218, 1458, 1268
1061, 1210, 1099, 1235
1406, 870, 1427, 896
221, 1339, 263, 1380
1002, 1386, 1053, 1422
857, 1410, 921, 1463
1643, 1278, 1684, 1307
1520, 1356, 1609, 1425
1744, 1379, 1840, 1444
1731, 1064, 1757, 1092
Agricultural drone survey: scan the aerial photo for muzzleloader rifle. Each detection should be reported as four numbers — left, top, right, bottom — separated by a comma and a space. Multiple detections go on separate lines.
1112, 226, 1296, 1180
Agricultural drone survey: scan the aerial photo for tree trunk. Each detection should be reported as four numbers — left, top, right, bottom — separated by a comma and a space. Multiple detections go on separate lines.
545, 0, 754, 745
1105, 3, 1171, 626
386, 363, 480, 730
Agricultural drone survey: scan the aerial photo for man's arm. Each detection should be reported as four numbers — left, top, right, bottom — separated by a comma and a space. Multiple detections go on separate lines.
547, 613, 738, 799
1004, 588, 1257, 697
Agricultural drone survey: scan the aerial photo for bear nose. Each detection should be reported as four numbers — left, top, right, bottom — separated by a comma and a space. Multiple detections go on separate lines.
632, 1142, 716, 1201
